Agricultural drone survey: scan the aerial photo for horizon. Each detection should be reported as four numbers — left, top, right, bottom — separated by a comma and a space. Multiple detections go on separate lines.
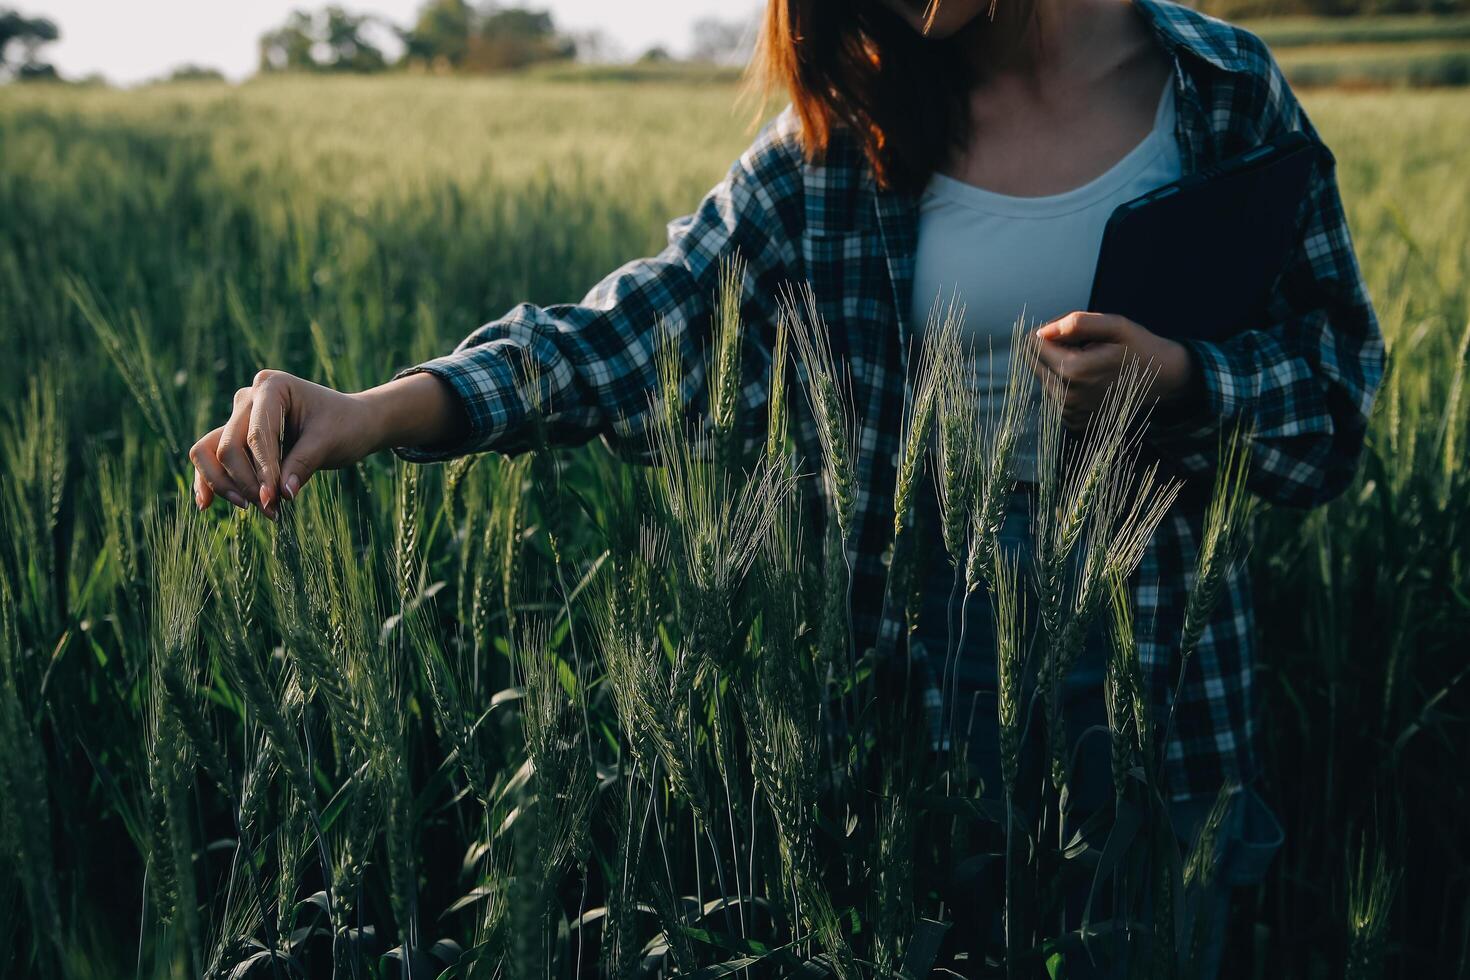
27, 0, 757, 86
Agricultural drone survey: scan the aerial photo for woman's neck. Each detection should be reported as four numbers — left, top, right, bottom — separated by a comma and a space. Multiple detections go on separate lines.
957, 0, 1132, 86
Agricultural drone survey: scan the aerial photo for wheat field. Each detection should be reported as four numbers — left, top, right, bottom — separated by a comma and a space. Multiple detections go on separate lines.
0, 77, 1466, 978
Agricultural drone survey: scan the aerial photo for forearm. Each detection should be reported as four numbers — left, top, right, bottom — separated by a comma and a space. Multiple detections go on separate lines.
356, 371, 468, 455
1145, 317, 1371, 507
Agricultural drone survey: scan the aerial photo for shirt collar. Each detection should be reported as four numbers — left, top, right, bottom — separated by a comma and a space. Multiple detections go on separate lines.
1129, 0, 1245, 74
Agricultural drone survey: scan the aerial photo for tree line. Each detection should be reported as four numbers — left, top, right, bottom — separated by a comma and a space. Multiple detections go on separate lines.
258, 2, 580, 75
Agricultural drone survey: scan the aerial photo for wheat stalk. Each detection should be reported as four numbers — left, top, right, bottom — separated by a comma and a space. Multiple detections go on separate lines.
779, 282, 859, 545
1159, 422, 1256, 760
1346, 835, 1399, 980
711, 252, 747, 478
896, 294, 960, 552
966, 317, 1041, 595
0, 568, 64, 961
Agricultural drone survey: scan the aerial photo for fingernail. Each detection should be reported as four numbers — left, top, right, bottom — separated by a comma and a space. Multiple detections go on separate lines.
194, 490, 204, 510
284, 474, 300, 501
224, 490, 248, 509
259, 483, 273, 509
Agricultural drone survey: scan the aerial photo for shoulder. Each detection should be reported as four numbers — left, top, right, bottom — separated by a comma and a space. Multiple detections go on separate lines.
729, 103, 881, 236
1220, 23, 1315, 145
1158, 2, 1316, 149
730, 104, 808, 203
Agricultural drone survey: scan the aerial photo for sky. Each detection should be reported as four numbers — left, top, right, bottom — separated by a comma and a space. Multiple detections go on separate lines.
29, 0, 752, 86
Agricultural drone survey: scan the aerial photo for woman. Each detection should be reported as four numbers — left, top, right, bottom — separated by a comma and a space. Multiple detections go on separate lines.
189, 0, 1384, 972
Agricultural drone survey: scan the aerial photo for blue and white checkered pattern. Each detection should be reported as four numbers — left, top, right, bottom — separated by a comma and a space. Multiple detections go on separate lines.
394, 0, 1385, 802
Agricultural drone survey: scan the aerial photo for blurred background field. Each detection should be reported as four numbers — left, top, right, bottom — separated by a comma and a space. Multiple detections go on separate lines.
1, 3, 1469, 977
1236, 12, 1470, 86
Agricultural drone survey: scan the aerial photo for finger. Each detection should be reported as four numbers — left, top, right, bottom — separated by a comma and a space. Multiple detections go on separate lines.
1030, 346, 1052, 383
193, 467, 212, 511
247, 371, 287, 515
1045, 338, 1129, 388
217, 388, 261, 504
189, 427, 250, 511
280, 426, 328, 503
1037, 311, 1134, 346
1036, 339, 1074, 381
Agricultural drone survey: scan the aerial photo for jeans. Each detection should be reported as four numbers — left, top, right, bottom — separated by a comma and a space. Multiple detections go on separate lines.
907, 488, 1281, 977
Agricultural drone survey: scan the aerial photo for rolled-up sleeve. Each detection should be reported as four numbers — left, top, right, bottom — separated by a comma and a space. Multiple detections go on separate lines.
391, 110, 804, 463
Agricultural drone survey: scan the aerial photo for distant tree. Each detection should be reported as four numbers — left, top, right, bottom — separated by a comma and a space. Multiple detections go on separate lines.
402, 0, 473, 69
323, 6, 389, 70
402, 1, 575, 73
0, 7, 59, 80
638, 45, 673, 63
259, 11, 316, 71
258, 6, 389, 73
165, 64, 227, 83
15, 59, 54, 79
466, 7, 574, 71
689, 12, 759, 66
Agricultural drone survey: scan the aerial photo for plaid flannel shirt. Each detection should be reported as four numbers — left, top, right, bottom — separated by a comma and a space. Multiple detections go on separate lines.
394, 0, 1385, 802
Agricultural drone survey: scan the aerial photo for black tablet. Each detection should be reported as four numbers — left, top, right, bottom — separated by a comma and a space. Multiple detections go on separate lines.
1087, 130, 1330, 342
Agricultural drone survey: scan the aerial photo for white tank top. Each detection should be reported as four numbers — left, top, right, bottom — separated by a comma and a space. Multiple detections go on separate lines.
910, 75, 1182, 481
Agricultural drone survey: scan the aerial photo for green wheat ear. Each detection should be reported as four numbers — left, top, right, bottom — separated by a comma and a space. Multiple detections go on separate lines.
1106, 568, 1153, 788
992, 551, 1024, 797
1345, 835, 1399, 980
1180, 419, 1257, 663
964, 314, 1038, 595
779, 281, 859, 545
142, 497, 216, 972
925, 299, 988, 568
895, 292, 961, 553
66, 275, 182, 453
0, 566, 64, 960
710, 251, 747, 476
767, 301, 793, 474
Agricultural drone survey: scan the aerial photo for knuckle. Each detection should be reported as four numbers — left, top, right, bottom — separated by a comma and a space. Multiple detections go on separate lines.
253, 368, 276, 387
233, 386, 252, 407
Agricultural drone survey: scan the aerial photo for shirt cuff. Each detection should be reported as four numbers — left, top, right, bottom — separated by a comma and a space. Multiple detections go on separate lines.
388, 345, 521, 463
1183, 337, 1256, 423
1147, 339, 1224, 444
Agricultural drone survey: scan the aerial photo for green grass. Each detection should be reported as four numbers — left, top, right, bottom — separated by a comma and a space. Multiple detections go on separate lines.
1274, 39, 1470, 86
1246, 12, 1470, 46
1239, 12, 1470, 46
1232, 13, 1470, 87
0, 76, 1466, 978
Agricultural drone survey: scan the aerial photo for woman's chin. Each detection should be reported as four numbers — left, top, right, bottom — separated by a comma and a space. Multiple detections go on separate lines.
919, 19, 975, 39
907, 2, 1000, 40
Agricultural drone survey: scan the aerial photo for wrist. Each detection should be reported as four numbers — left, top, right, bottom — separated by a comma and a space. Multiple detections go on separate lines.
1156, 338, 1198, 403
356, 372, 465, 454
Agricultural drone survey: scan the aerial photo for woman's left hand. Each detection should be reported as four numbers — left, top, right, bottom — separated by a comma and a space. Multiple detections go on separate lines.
1032, 311, 1197, 430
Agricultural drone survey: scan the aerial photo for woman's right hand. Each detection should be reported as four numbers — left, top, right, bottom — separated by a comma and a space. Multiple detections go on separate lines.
189, 369, 464, 519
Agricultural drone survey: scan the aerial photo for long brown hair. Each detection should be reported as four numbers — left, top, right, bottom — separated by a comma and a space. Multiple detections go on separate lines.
749, 0, 1034, 196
